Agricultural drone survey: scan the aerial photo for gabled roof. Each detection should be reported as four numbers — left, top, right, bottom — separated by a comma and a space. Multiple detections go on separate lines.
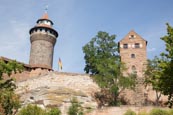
119, 30, 147, 43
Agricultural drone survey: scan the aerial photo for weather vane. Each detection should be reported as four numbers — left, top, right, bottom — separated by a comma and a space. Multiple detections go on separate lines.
45, 4, 48, 13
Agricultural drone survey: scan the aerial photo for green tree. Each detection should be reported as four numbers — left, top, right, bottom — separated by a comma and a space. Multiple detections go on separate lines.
82, 31, 135, 106
159, 23, 173, 108
144, 57, 162, 106
0, 59, 23, 115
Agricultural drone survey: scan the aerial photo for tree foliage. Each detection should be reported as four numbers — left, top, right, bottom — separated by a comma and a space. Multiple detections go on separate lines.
82, 31, 136, 106
144, 57, 162, 105
158, 23, 173, 108
0, 59, 23, 115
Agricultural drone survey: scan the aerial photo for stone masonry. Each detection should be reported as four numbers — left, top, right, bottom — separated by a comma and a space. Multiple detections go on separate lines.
29, 13, 58, 69
119, 30, 147, 77
119, 30, 147, 105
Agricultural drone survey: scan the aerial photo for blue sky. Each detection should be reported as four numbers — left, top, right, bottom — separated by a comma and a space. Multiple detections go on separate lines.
0, 0, 173, 73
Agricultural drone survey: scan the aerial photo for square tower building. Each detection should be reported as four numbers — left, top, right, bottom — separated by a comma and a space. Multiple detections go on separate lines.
119, 30, 147, 78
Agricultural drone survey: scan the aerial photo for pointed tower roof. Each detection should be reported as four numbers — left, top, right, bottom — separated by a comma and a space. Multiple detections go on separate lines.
41, 12, 49, 20
119, 30, 147, 44
29, 12, 58, 38
36, 12, 53, 25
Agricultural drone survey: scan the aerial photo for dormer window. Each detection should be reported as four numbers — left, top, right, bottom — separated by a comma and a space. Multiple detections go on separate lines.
123, 44, 128, 49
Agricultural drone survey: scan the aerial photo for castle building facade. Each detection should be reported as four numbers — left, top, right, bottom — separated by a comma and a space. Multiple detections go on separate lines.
119, 30, 147, 78
119, 30, 148, 105
29, 12, 58, 70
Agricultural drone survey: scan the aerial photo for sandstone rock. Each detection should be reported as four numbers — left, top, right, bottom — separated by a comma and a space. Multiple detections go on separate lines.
15, 71, 100, 115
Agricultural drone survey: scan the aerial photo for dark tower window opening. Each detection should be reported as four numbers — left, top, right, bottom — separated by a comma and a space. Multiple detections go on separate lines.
129, 35, 135, 39
131, 54, 135, 58
135, 43, 140, 48
123, 44, 128, 49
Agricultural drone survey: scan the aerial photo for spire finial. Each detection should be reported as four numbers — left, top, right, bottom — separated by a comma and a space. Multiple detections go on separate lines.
45, 4, 48, 13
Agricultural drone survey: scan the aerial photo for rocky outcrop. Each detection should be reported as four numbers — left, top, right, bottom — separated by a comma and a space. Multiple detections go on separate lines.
15, 71, 100, 115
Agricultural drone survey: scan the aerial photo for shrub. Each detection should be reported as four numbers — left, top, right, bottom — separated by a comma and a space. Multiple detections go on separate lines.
138, 110, 148, 115
124, 109, 136, 115
46, 108, 61, 115
168, 109, 173, 115
149, 108, 169, 115
17, 104, 46, 115
68, 97, 83, 115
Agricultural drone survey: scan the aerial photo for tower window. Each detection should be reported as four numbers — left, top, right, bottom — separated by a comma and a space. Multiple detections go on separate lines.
131, 54, 135, 58
123, 44, 128, 49
135, 43, 140, 48
40, 28, 42, 32
129, 35, 135, 39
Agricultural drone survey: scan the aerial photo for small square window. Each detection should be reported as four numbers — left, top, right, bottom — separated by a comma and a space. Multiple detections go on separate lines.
135, 43, 140, 48
129, 35, 134, 39
123, 44, 128, 49
131, 54, 135, 58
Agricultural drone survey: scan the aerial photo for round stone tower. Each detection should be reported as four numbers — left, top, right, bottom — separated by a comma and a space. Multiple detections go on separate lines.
29, 12, 58, 70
